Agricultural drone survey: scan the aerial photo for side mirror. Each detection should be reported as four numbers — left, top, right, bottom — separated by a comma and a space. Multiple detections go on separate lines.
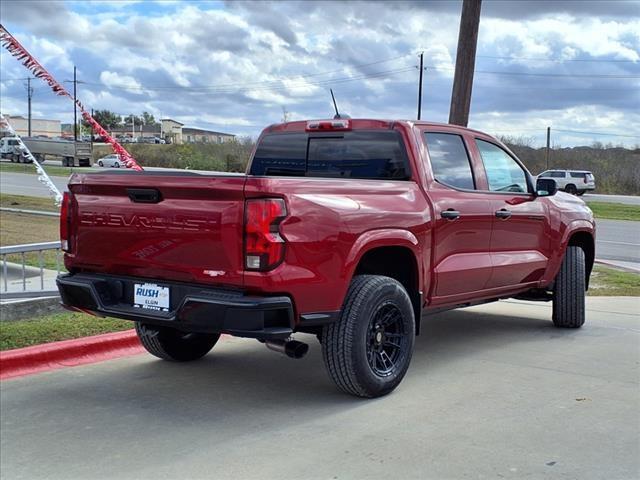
536, 177, 557, 197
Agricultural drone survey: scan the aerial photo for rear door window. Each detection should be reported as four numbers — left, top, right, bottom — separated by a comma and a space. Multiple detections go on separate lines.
424, 133, 475, 190
249, 133, 307, 176
250, 131, 410, 180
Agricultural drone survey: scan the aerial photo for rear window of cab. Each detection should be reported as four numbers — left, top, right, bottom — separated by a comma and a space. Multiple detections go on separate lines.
250, 131, 411, 180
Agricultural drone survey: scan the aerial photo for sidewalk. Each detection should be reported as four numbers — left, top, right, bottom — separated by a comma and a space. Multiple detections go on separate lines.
0, 262, 60, 302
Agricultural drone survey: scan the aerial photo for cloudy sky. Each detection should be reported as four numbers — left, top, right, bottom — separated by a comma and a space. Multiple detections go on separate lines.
1, 0, 639, 146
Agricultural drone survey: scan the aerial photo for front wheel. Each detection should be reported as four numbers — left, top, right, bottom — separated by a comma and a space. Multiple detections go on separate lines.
135, 323, 220, 361
322, 275, 415, 398
114, 162, 120, 168
552, 246, 586, 328
98, 160, 104, 167
565, 184, 577, 195
576, 190, 586, 196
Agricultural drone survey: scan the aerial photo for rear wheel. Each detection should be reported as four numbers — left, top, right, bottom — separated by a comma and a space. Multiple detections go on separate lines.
565, 184, 577, 195
114, 162, 120, 168
322, 275, 415, 398
552, 246, 586, 328
135, 323, 220, 361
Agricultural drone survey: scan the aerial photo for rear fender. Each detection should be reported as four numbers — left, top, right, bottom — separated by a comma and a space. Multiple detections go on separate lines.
342, 229, 423, 316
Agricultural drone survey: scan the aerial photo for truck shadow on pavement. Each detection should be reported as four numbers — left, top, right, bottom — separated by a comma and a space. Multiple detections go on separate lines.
38, 307, 572, 416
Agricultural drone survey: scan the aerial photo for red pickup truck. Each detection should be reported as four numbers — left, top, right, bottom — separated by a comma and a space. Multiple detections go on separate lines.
57, 119, 595, 398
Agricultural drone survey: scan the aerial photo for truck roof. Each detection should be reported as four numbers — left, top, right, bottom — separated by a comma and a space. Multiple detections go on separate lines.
263, 118, 489, 137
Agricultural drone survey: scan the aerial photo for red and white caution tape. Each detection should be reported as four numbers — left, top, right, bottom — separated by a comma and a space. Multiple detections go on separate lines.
0, 113, 63, 206
0, 24, 143, 171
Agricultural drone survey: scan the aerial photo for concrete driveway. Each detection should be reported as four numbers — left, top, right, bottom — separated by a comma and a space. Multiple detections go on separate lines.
1, 297, 638, 480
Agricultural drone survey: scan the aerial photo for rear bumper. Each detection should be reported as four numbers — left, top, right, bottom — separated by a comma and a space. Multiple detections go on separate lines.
56, 273, 294, 339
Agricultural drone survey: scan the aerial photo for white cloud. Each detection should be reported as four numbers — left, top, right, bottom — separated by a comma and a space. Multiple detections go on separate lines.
99, 71, 143, 92
0, 0, 637, 144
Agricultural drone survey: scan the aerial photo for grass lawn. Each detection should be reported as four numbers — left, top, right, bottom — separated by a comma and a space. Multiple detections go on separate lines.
586, 202, 640, 221
588, 265, 640, 296
0, 208, 62, 270
0, 161, 93, 177
1, 193, 60, 212
0, 312, 132, 351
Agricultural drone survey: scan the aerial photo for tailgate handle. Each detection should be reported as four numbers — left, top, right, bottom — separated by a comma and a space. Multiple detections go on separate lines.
127, 188, 162, 203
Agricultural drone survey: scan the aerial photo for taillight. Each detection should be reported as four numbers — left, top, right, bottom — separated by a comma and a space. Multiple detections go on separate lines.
305, 119, 351, 131
60, 191, 72, 252
244, 198, 287, 271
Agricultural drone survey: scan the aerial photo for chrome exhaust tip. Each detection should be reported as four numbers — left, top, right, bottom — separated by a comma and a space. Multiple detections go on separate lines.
264, 339, 309, 359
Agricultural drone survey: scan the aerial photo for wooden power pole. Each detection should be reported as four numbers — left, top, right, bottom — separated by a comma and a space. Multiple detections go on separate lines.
449, 0, 482, 127
73, 65, 77, 141
417, 52, 424, 120
545, 126, 551, 169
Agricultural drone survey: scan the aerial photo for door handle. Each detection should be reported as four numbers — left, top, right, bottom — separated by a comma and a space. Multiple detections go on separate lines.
440, 209, 460, 220
495, 208, 512, 219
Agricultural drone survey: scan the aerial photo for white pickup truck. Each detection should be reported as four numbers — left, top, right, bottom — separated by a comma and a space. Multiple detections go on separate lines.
0, 136, 92, 167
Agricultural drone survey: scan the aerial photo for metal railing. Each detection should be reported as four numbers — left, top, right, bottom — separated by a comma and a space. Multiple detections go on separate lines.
0, 241, 62, 299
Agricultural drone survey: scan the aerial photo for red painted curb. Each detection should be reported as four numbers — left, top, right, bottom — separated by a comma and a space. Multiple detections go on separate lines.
0, 329, 143, 380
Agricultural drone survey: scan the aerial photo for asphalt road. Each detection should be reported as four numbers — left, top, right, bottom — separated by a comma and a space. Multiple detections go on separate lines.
0, 171, 69, 197
1, 297, 638, 480
584, 193, 640, 205
596, 218, 640, 264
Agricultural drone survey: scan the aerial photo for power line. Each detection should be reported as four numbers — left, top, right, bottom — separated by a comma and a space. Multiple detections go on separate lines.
477, 54, 639, 64
426, 65, 640, 78
79, 53, 415, 92
77, 66, 417, 93
491, 128, 640, 139
552, 128, 640, 139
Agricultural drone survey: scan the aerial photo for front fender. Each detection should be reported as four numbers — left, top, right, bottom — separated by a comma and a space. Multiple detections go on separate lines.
541, 219, 595, 287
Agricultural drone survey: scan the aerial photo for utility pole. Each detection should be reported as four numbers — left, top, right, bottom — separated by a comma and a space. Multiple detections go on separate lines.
449, 0, 482, 127
417, 52, 424, 120
73, 66, 77, 141
545, 127, 551, 169
25, 77, 33, 137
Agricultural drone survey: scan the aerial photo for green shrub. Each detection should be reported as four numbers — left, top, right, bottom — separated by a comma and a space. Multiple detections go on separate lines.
92, 139, 254, 172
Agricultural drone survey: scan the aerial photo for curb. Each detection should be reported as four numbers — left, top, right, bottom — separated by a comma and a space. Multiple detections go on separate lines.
595, 259, 640, 274
0, 329, 143, 380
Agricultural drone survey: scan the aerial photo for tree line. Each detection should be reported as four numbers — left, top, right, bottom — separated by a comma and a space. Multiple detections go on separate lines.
81, 110, 158, 130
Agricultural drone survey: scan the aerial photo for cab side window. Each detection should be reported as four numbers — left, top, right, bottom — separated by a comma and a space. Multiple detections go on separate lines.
424, 133, 475, 190
476, 140, 528, 193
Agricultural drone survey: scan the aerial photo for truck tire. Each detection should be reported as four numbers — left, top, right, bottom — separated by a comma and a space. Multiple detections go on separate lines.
321, 275, 415, 398
552, 246, 586, 328
135, 323, 220, 361
565, 184, 577, 195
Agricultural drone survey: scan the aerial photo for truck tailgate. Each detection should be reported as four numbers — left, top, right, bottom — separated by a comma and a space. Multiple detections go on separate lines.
67, 172, 246, 287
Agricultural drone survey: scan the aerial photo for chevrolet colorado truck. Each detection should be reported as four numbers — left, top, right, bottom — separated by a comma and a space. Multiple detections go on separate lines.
57, 119, 595, 398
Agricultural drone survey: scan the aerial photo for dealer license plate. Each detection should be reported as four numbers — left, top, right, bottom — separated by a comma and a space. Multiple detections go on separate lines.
134, 283, 170, 312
